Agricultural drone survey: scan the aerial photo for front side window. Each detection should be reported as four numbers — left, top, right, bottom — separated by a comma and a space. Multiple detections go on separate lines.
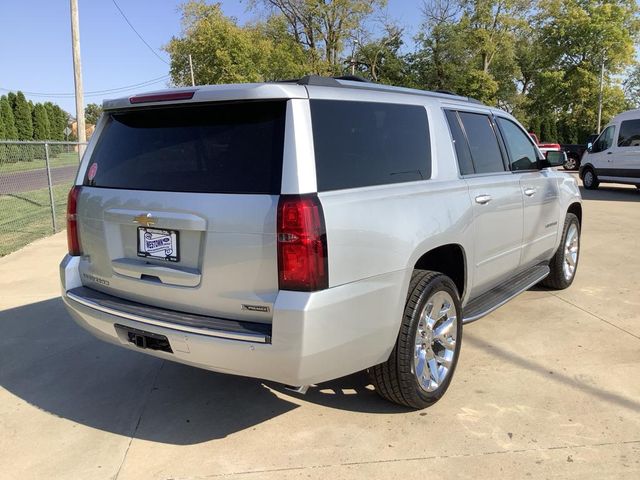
310, 100, 431, 191
457, 112, 505, 174
617, 119, 640, 147
496, 117, 539, 171
593, 125, 615, 152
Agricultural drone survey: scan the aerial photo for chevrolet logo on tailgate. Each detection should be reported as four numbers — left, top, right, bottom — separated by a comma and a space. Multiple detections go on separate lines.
133, 213, 156, 227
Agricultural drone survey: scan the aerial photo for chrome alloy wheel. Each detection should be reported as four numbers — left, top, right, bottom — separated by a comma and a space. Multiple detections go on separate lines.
412, 291, 458, 393
563, 223, 579, 281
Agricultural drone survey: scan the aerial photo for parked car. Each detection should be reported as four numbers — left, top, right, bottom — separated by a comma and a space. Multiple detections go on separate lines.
580, 108, 640, 190
560, 134, 599, 171
60, 76, 582, 409
528, 132, 562, 155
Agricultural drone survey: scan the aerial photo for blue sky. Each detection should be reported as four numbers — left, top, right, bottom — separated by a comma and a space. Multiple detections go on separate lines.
0, 0, 423, 115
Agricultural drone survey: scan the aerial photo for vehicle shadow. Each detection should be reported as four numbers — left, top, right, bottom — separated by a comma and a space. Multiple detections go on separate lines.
579, 185, 640, 202
0, 298, 406, 446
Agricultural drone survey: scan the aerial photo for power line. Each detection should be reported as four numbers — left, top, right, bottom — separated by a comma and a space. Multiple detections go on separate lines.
0, 75, 171, 98
111, 0, 170, 65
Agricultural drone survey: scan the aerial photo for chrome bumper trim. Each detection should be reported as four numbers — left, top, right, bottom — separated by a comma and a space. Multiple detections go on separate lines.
65, 291, 270, 343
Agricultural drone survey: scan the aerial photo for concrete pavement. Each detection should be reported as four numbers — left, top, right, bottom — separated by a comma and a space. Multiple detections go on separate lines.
0, 183, 638, 480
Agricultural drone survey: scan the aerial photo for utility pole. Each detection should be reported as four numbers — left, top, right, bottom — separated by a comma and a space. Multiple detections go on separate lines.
596, 53, 605, 134
350, 39, 359, 76
188, 54, 195, 86
70, 0, 86, 151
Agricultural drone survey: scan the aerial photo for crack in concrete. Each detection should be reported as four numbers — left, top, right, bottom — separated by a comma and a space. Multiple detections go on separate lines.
180, 439, 640, 479
113, 360, 164, 480
550, 292, 640, 342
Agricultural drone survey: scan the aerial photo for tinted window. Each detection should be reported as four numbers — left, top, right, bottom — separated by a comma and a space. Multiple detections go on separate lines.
445, 110, 474, 175
593, 125, 615, 152
496, 117, 539, 171
84, 101, 286, 194
310, 100, 431, 191
617, 119, 640, 147
458, 112, 505, 174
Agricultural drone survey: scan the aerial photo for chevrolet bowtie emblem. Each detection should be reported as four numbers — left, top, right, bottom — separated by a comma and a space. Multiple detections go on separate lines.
133, 213, 156, 227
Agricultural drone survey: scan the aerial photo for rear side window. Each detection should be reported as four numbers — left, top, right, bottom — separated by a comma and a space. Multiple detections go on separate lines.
84, 101, 286, 194
496, 117, 539, 171
310, 100, 431, 191
618, 119, 640, 147
444, 110, 474, 175
457, 112, 505, 174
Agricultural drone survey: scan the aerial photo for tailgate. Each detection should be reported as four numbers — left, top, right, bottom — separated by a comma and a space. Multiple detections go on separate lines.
74, 100, 287, 323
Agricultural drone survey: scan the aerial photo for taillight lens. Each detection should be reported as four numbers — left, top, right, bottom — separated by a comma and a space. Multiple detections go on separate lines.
67, 186, 82, 256
277, 195, 328, 291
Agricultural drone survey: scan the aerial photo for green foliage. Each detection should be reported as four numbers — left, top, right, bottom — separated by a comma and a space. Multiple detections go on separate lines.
32, 103, 51, 141
85, 103, 103, 125
0, 96, 18, 140
13, 92, 33, 141
165, 2, 309, 86
254, 0, 386, 74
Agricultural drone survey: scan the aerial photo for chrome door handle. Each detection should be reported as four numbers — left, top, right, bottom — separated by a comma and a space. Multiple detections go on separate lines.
523, 187, 536, 197
475, 194, 492, 205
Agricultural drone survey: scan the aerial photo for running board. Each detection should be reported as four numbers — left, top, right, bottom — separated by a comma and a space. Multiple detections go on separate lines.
462, 264, 550, 324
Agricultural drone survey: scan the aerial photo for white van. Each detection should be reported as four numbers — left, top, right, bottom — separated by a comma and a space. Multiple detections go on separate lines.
580, 109, 640, 189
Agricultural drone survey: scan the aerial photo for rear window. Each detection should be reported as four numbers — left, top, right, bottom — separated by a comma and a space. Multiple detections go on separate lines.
310, 100, 431, 191
84, 101, 286, 194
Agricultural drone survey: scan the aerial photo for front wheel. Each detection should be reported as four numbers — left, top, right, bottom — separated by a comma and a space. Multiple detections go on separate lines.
540, 213, 580, 289
369, 270, 463, 409
582, 168, 599, 190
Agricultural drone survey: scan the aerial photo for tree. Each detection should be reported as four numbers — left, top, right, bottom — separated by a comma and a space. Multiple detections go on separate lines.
32, 103, 51, 140
165, 2, 309, 86
85, 103, 103, 125
354, 24, 407, 85
13, 92, 33, 141
0, 96, 18, 139
254, 0, 386, 73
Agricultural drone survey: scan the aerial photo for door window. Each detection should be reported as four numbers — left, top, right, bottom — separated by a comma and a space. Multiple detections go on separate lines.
617, 119, 640, 147
444, 110, 475, 175
496, 117, 539, 171
457, 112, 506, 174
593, 125, 615, 152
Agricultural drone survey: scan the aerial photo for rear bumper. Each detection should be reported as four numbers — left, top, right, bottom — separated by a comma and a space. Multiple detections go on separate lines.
60, 255, 406, 385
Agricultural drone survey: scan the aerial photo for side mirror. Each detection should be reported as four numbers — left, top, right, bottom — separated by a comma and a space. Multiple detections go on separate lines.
587, 142, 593, 152
545, 151, 566, 167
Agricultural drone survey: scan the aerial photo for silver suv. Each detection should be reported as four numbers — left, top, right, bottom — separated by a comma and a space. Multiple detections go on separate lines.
60, 76, 582, 409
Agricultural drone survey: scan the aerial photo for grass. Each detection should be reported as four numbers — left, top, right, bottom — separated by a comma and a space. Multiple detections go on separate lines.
0, 152, 80, 174
0, 183, 70, 257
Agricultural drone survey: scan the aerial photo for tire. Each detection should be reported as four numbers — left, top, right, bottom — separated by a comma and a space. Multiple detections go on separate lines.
540, 213, 580, 290
369, 270, 463, 409
563, 155, 578, 170
582, 167, 599, 190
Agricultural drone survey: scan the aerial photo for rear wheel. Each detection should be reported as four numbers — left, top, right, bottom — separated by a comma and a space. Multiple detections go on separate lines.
369, 270, 462, 409
582, 168, 599, 189
563, 155, 578, 170
541, 213, 580, 290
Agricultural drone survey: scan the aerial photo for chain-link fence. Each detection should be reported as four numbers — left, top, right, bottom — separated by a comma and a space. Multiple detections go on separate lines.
0, 141, 87, 257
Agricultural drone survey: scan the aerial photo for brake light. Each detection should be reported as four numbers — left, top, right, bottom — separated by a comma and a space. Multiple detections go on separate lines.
67, 186, 82, 256
129, 91, 195, 104
277, 195, 328, 291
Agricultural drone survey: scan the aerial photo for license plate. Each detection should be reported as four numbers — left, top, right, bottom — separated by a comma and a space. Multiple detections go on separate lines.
137, 227, 179, 262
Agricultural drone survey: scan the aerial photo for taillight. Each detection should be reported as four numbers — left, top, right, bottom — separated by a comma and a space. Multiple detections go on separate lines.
67, 186, 82, 256
277, 195, 328, 291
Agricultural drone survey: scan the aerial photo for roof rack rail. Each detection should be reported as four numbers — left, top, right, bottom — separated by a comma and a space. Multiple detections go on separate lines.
333, 75, 370, 83
295, 75, 342, 87
434, 89, 457, 95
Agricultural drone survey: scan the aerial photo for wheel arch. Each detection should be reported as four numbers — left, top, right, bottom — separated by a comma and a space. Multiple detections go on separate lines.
413, 244, 467, 300
567, 202, 582, 226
